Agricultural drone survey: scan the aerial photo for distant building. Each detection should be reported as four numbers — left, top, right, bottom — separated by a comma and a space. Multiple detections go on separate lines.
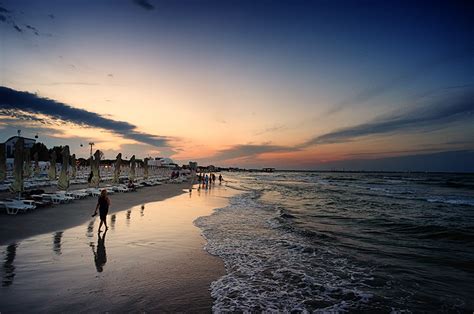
4, 136, 36, 158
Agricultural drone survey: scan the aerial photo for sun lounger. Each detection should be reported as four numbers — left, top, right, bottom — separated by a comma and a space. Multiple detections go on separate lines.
0, 199, 36, 214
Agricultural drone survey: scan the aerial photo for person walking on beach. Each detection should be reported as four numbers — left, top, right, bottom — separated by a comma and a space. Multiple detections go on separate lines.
204, 174, 209, 188
219, 174, 223, 184
93, 189, 110, 232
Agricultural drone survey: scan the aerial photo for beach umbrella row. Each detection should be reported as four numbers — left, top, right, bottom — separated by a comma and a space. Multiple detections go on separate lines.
3, 143, 156, 193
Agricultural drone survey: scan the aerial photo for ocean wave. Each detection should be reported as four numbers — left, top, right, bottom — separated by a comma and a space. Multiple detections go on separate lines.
194, 192, 380, 312
426, 197, 474, 206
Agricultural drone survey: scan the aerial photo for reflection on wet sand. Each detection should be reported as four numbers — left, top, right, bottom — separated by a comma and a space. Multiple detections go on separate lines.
53, 231, 63, 255
90, 230, 107, 273
86, 220, 95, 238
126, 209, 131, 225
2, 243, 17, 287
110, 214, 116, 230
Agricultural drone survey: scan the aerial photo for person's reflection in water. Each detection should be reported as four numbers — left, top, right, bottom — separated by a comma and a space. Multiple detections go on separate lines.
86, 220, 95, 238
110, 214, 116, 230
90, 230, 107, 273
53, 231, 63, 255
3, 243, 18, 286
126, 209, 131, 226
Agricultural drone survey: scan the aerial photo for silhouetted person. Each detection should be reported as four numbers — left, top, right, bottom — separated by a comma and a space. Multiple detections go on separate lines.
93, 189, 110, 232
219, 174, 223, 184
91, 230, 107, 272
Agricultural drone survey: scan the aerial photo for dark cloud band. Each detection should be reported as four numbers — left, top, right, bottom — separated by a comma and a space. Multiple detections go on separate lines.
0, 86, 171, 148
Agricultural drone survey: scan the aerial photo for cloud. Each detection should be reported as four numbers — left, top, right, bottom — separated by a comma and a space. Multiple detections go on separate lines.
0, 86, 173, 148
329, 50, 473, 115
25, 24, 39, 35
254, 124, 287, 136
0, 4, 41, 35
302, 87, 474, 147
132, 0, 155, 10
211, 144, 297, 161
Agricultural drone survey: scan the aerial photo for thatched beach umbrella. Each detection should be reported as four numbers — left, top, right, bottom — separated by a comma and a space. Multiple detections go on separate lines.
129, 155, 136, 181
23, 148, 31, 178
58, 146, 70, 190
33, 152, 40, 177
0, 143, 6, 181
90, 150, 101, 187
48, 151, 57, 180
143, 157, 149, 180
70, 154, 77, 178
9, 138, 24, 195
113, 153, 122, 184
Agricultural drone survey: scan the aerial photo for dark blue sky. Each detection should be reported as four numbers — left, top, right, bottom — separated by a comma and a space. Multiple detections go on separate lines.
0, 0, 473, 170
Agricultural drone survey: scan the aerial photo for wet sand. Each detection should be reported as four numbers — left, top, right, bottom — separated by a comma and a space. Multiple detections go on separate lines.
0, 183, 189, 245
0, 183, 237, 312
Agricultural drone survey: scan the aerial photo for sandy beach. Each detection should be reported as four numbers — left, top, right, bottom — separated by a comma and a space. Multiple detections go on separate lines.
0, 182, 237, 312
0, 183, 190, 245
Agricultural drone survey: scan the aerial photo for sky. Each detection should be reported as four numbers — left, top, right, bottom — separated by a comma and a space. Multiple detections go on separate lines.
0, 0, 473, 171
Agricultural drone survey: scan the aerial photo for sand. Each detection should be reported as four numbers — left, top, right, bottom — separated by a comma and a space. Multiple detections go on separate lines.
0, 182, 235, 312
0, 183, 189, 245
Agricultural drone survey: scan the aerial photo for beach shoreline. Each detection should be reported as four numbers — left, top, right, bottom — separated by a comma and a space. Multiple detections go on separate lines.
0, 182, 236, 312
0, 182, 190, 245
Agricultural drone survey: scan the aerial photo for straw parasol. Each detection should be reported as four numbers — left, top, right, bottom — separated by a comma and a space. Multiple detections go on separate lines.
90, 150, 101, 187
58, 145, 70, 190
23, 148, 31, 178
113, 153, 122, 184
9, 138, 24, 195
129, 155, 136, 181
48, 151, 57, 180
143, 157, 149, 180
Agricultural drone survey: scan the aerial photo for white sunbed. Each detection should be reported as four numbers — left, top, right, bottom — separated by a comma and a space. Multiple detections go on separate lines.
0, 199, 36, 214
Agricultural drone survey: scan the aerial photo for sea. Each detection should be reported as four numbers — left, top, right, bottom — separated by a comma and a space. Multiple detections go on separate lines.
195, 171, 474, 312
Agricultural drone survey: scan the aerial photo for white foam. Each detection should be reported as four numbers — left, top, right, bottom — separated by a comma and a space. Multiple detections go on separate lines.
195, 191, 376, 312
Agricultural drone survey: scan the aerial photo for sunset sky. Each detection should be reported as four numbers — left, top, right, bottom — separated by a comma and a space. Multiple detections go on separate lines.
1, 0, 473, 170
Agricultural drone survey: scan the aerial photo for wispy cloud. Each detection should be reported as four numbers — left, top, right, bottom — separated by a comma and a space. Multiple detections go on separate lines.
0, 4, 47, 36
254, 124, 287, 136
329, 50, 473, 115
302, 87, 474, 147
0, 86, 173, 148
209, 86, 474, 162
211, 143, 297, 161
132, 0, 155, 11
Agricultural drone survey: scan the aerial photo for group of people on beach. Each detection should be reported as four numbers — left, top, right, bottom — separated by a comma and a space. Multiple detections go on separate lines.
197, 172, 223, 189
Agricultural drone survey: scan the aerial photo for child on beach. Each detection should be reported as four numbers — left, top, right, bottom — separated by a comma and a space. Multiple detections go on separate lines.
93, 189, 110, 232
